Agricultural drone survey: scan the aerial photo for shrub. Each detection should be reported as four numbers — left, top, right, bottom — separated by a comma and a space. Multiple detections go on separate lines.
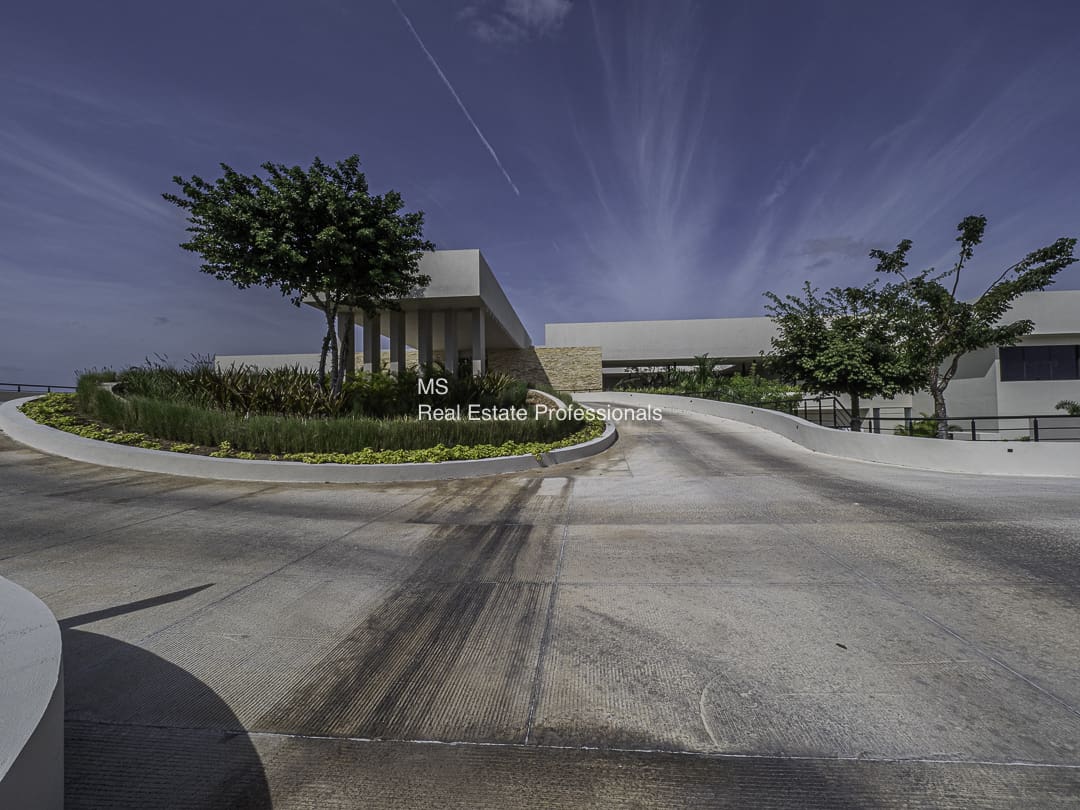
20, 393, 603, 463
616, 363, 801, 409
108, 360, 530, 419
893, 413, 961, 438
1055, 399, 1080, 416
529, 382, 574, 406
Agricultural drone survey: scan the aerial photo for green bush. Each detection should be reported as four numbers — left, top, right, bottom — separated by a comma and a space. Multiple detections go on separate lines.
529, 381, 574, 406
616, 363, 801, 409
108, 360, 529, 419
1055, 399, 1080, 416
893, 413, 961, 438
20, 393, 602, 463
53, 362, 597, 462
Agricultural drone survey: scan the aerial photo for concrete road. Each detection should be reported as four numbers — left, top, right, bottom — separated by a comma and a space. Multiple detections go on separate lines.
2, 409, 1079, 808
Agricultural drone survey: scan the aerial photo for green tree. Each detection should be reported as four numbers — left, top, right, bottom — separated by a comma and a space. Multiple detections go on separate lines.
873, 215, 1077, 437
690, 353, 723, 389
164, 155, 434, 394
764, 281, 914, 431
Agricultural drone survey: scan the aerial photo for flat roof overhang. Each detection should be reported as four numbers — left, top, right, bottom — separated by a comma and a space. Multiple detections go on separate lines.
304, 249, 532, 351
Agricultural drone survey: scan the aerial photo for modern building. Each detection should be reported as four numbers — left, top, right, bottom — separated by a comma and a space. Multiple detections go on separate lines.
217, 249, 603, 391
219, 249, 1080, 422
545, 290, 1080, 423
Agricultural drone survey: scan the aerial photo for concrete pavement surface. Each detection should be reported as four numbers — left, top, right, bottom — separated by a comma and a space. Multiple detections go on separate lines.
1, 409, 1079, 808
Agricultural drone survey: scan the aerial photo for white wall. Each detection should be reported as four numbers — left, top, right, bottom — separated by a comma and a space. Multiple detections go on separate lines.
584, 392, 1080, 477
545, 316, 777, 363
0, 577, 63, 810
215, 353, 321, 371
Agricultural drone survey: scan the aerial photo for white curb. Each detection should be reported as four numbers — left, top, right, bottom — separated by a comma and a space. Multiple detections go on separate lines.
0, 397, 617, 483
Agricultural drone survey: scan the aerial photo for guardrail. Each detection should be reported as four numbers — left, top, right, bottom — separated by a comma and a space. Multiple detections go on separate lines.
0, 382, 76, 393
862, 413, 1080, 442
611, 389, 855, 428
609, 389, 1080, 442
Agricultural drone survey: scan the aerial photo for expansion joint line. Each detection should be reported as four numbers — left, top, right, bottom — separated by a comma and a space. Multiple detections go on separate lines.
70, 717, 1080, 770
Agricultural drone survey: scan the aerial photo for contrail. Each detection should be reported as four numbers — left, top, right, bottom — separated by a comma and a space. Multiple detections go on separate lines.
390, 0, 521, 196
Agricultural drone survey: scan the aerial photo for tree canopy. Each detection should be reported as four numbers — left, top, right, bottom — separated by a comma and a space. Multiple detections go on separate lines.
873, 215, 1076, 435
764, 281, 915, 429
164, 155, 434, 393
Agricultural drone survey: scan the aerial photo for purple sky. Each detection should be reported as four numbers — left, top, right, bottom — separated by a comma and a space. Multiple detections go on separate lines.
2, 0, 1079, 384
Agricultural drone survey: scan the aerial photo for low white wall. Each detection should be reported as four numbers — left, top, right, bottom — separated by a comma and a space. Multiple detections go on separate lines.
0, 397, 617, 483
583, 392, 1080, 477
0, 577, 63, 810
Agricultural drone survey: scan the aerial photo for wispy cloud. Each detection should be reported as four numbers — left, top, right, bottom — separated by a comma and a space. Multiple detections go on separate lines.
538, 2, 718, 318
0, 124, 171, 224
761, 145, 819, 209
722, 50, 1080, 307
460, 0, 573, 44
390, 0, 520, 196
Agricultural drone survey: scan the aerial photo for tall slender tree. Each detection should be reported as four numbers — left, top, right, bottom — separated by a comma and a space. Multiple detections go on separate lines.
873, 215, 1076, 437
164, 155, 434, 394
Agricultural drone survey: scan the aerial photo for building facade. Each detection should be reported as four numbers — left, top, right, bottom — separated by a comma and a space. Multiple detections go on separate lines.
545, 290, 1080, 423
219, 249, 1080, 420
217, 250, 603, 392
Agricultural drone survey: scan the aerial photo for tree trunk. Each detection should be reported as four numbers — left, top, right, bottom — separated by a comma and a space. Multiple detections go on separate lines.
932, 356, 962, 440
849, 391, 861, 432
327, 304, 340, 396
318, 316, 332, 392
334, 318, 352, 395
931, 380, 949, 439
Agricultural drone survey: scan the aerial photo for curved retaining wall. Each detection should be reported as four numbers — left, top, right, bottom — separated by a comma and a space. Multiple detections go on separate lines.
583, 392, 1080, 477
0, 577, 63, 810
0, 397, 617, 483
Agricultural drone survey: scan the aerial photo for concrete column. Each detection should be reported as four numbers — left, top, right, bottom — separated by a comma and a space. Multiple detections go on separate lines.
417, 310, 433, 371
388, 310, 406, 375
362, 311, 381, 375
442, 310, 459, 376
337, 310, 356, 378
471, 308, 486, 376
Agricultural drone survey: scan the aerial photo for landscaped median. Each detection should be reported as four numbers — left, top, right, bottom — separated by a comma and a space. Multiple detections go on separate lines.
1, 366, 616, 482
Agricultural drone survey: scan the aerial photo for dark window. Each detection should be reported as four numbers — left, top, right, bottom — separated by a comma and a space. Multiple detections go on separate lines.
999, 345, 1080, 381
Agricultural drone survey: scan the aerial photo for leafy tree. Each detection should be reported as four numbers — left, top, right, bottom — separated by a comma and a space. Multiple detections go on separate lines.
1056, 400, 1080, 416
764, 281, 914, 430
164, 155, 434, 394
873, 215, 1077, 437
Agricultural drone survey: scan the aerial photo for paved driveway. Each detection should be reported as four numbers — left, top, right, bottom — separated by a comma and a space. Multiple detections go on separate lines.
1, 409, 1079, 807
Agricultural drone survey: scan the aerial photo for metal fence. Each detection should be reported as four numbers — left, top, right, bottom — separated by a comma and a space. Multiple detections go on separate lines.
0, 382, 76, 393
859, 409, 1080, 442
612, 389, 1080, 442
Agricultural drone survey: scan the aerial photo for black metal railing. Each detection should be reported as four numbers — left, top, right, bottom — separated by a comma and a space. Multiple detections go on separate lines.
859, 412, 1080, 442
613, 389, 1080, 442
0, 382, 76, 393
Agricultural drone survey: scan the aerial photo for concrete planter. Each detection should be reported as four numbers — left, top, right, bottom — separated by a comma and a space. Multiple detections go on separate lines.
0, 397, 617, 483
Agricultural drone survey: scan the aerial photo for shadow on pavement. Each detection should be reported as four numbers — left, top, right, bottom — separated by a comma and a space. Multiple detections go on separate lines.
61, 586, 272, 809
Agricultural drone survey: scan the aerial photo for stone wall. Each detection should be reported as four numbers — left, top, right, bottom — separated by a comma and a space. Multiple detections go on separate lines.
487, 347, 602, 392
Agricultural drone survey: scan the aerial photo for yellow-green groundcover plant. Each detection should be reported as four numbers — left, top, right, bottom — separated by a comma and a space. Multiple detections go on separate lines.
19, 393, 604, 464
